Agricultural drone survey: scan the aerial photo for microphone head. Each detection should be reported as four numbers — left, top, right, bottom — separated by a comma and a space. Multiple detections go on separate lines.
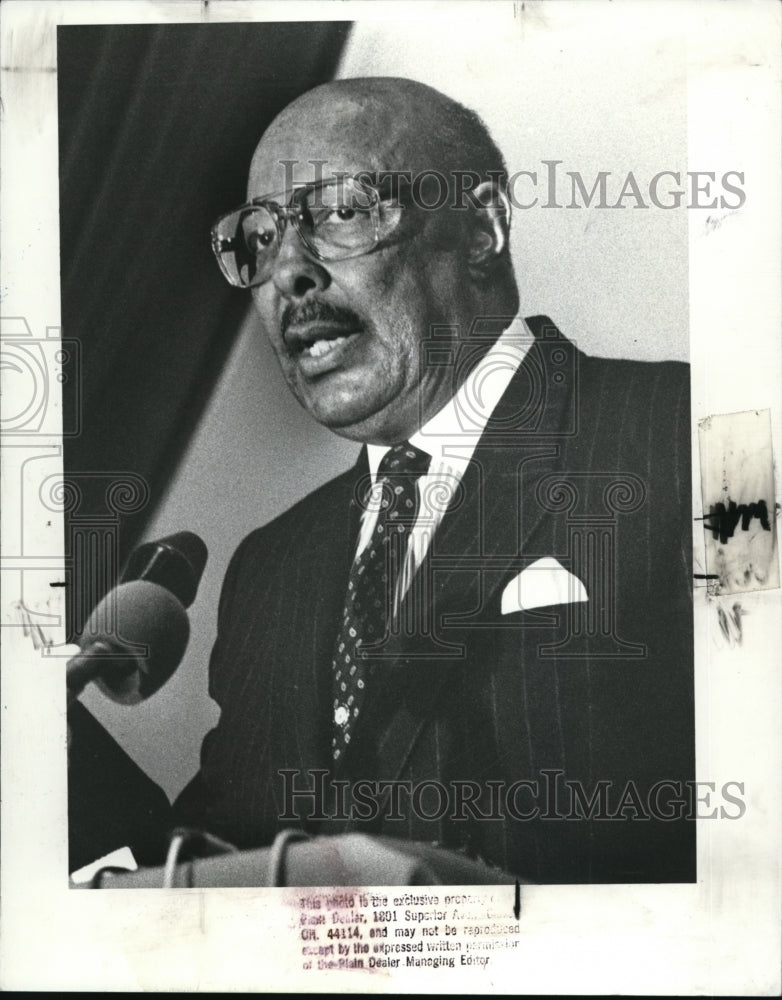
120, 530, 208, 608
81, 580, 190, 704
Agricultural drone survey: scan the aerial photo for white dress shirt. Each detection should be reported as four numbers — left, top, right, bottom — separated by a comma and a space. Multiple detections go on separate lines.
355, 315, 533, 614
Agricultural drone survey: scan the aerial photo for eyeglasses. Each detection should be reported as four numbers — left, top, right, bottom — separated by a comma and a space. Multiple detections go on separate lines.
211, 175, 404, 289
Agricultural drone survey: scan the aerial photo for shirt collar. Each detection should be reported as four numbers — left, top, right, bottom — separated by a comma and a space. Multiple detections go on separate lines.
367, 314, 533, 481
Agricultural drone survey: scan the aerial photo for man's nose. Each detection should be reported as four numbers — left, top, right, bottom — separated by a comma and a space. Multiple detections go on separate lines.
271, 223, 330, 298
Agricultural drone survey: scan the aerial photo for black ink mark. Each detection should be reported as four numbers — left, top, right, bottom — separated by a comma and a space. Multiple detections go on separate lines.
0, 67, 57, 73
704, 211, 738, 233
49, 581, 67, 587
694, 574, 719, 580
513, 879, 521, 919
699, 500, 771, 544
717, 602, 745, 646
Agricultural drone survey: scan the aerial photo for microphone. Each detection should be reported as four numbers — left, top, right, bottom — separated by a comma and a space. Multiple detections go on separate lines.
67, 532, 208, 706
119, 531, 208, 608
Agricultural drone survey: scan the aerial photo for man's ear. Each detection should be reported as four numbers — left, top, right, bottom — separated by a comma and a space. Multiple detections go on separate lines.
466, 180, 512, 267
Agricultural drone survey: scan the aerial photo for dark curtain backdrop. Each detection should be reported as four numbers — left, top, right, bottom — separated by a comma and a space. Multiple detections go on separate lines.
57, 22, 351, 636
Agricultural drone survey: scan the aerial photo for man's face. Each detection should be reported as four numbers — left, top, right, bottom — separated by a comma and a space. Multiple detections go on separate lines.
247, 92, 477, 445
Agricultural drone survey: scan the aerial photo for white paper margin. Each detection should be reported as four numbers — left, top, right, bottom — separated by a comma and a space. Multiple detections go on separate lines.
1, 0, 780, 994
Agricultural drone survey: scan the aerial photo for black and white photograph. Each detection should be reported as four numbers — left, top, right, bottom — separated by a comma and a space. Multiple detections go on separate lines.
1, 0, 780, 993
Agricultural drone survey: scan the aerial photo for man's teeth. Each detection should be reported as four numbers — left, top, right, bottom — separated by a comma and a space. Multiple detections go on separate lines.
304, 336, 347, 358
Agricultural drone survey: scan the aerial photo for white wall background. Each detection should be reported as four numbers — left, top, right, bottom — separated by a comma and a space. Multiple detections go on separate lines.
337, 2, 689, 361
81, 3, 690, 799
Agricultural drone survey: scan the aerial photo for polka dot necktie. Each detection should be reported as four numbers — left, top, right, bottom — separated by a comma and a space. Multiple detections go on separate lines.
331, 441, 431, 763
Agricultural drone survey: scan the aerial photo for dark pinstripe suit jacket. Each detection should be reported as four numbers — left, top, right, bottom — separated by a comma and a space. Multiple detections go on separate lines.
175, 316, 695, 884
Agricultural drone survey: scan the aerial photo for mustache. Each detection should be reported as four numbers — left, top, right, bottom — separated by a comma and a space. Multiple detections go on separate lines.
281, 299, 363, 338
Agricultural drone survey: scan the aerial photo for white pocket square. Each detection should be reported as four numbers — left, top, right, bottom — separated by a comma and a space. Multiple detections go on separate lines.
501, 557, 588, 614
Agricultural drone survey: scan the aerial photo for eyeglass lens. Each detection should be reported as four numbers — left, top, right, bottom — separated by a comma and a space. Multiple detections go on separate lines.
213, 180, 378, 288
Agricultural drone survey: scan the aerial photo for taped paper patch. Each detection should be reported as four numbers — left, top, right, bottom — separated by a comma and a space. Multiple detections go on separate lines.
698, 409, 779, 595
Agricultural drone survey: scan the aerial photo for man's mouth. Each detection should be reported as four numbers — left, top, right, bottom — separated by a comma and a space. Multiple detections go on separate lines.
285, 321, 362, 358
281, 303, 365, 371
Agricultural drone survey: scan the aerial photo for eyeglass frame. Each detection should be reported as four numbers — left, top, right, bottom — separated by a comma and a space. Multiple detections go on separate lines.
210, 174, 394, 289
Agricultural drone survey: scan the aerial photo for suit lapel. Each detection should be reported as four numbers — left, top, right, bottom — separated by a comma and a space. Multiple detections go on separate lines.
258, 452, 366, 789
307, 452, 367, 701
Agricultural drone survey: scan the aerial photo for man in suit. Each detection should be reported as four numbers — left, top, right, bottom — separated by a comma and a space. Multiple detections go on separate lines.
175, 77, 695, 884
